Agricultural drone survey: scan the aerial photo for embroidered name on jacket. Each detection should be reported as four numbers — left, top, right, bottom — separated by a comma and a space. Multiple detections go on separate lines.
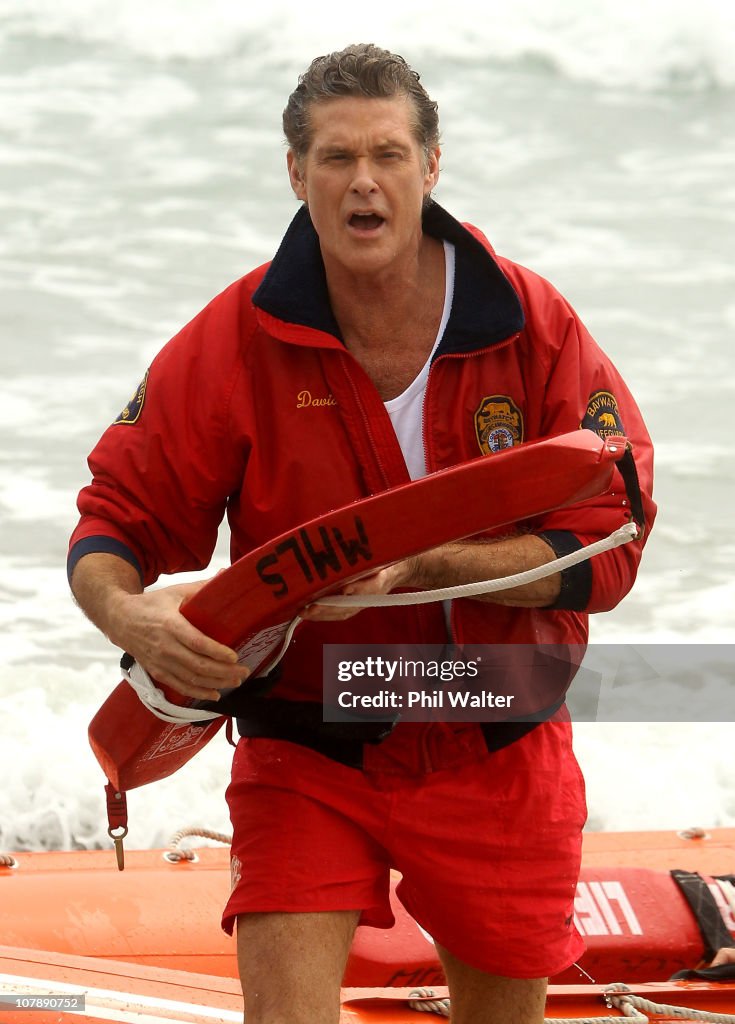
582, 390, 625, 438
115, 370, 149, 425
475, 395, 524, 454
296, 389, 337, 409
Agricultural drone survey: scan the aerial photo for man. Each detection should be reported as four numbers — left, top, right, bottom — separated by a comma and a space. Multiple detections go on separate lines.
69, 44, 655, 1024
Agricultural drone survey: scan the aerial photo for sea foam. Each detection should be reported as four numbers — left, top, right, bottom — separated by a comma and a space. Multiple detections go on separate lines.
1, 0, 734, 90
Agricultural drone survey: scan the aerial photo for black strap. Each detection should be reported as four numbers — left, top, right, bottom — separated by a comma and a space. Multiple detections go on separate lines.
617, 445, 647, 537
204, 692, 394, 738
198, 691, 561, 769
120, 649, 555, 766
481, 696, 565, 751
224, 695, 396, 769
669, 963, 735, 982
670, 869, 735, 962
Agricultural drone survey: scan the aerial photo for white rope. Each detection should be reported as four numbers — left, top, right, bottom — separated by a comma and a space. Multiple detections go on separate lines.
316, 522, 638, 608
407, 984, 735, 1023
122, 660, 222, 724
124, 523, 637, 720
164, 826, 233, 861
605, 984, 735, 1024
406, 986, 641, 1022
408, 989, 451, 1016
123, 618, 305, 724
168, 826, 232, 848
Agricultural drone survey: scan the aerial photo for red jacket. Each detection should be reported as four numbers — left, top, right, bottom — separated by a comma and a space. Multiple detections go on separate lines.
69, 202, 656, 704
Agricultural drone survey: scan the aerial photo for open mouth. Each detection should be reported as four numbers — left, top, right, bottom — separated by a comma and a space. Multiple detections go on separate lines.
348, 212, 385, 232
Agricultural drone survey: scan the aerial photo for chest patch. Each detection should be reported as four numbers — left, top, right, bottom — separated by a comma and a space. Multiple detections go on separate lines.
475, 395, 524, 454
114, 370, 149, 426
582, 390, 625, 438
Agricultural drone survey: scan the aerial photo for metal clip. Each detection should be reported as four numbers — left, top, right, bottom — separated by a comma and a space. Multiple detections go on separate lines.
109, 825, 128, 871
104, 783, 129, 871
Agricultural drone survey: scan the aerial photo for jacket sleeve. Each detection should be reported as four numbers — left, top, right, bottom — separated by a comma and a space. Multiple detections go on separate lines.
67, 281, 252, 587
507, 265, 657, 614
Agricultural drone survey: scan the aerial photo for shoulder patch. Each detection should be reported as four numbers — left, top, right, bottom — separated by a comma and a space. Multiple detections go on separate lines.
582, 390, 625, 438
475, 395, 524, 454
114, 370, 149, 426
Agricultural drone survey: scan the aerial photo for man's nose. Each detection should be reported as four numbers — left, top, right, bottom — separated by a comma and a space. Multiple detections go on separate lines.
350, 159, 379, 194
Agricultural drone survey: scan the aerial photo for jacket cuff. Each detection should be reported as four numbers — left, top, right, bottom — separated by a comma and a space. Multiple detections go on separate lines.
67, 536, 143, 586
537, 530, 592, 611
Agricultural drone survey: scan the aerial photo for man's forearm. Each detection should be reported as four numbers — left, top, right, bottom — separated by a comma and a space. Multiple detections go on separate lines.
412, 534, 561, 607
70, 552, 144, 649
69, 552, 245, 700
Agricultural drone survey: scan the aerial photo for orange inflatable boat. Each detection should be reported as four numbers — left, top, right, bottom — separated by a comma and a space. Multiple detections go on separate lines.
0, 942, 732, 1024
1, 826, 734, 1022
0, 943, 734, 1024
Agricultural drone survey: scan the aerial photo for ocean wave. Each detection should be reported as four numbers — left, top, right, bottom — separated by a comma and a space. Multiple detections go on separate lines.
0, 663, 234, 852
1, 667, 732, 853
1, 0, 734, 91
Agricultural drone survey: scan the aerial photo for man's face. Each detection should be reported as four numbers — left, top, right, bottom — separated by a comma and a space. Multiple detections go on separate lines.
287, 95, 440, 279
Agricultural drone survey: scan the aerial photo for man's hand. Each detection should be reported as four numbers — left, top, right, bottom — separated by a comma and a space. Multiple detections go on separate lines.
71, 553, 246, 702
300, 557, 420, 622
109, 583, 247, 701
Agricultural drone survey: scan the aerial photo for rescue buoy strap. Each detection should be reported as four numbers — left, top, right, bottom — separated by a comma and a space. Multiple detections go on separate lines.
618, 444, 646, 538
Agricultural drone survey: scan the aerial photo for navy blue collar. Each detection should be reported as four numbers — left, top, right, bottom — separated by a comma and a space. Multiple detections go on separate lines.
253, 200, 525, 355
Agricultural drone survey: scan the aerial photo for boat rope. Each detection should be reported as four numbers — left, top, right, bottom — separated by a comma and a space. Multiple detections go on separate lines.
605, 983, 735, 1023
317, 522, 638, 608
165, 827, 232, 862
406, 984, 735, 1023
406, 986, 645, 1022
407, 990, 452, 1017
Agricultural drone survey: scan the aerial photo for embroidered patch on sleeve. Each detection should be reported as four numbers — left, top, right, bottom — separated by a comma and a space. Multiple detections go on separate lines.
114, 370, 149, 425
475, 395, 524, 454
582, 390, 625, 438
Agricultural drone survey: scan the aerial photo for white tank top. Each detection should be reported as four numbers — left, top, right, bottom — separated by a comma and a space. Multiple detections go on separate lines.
384, 241, 456, 479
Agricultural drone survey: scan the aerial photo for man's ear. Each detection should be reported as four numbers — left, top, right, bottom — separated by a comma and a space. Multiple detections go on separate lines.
287, 150, 307, 202
424, 146, 441, 196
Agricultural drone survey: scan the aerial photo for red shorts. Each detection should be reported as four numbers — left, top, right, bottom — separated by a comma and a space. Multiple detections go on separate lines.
222, 720, 587, 978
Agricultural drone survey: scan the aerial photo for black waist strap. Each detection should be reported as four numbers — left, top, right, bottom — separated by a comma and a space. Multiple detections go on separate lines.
481, 699, 564, 752
200, 694, 564, 769
200, 689, 397, 766
232, 696, 395, 769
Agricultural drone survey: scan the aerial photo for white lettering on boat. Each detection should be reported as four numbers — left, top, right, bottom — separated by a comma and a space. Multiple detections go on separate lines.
574, 881, 643, 936
709, 883, 735, 931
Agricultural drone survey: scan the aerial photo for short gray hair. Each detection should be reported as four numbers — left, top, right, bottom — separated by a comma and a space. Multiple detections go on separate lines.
283, 43, 440, 162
